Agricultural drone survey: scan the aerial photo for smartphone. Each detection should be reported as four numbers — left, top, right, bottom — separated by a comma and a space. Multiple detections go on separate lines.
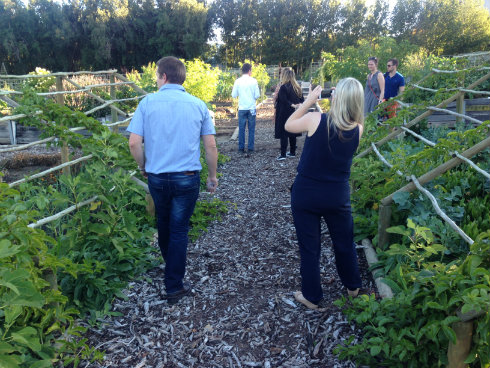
319, 88, 334, 99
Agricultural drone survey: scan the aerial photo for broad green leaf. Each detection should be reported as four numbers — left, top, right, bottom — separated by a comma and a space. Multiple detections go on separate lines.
380, 278, 402, 294
0, 353, 22, 368
426, 301, 445, 310
370, 345, 382, 356
0, 341, 15, 354
88, 223, 111, 235
0, 279, 45, 308
0, 240, 20, 259
4, 306, 23, 326
30, 359, 54, 368
393, 191, 410, 206
386, 225, 411, 237
111, 239, 124, 254
441, 325, 457, 345
11, 327, 42, 352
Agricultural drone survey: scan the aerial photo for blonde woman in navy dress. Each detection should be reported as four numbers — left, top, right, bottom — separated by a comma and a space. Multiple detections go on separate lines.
285, 78, 364, 309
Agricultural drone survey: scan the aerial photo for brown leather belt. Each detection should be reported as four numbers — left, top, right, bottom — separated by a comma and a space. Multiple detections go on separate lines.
184, 171, 197, 175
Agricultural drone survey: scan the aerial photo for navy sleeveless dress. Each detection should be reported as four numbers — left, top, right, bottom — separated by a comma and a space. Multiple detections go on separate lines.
291, 113, 362, 304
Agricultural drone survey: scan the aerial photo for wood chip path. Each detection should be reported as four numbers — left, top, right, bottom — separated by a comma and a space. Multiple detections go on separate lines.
82, 99, 376, 368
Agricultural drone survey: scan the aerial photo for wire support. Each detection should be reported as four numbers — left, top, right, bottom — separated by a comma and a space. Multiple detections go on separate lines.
28, 196, 99, 228
411, 84, 438, 92
84, 96, 143, 116
452, 152, 490, 180
1, 70, 117, 79
427, 107, 483, 125
432, 67, 490, 74
399, 127, 489, 179
0, 90, 22, 95
370, 143, 406, 179
400, 127, 436, 147
410, 175, 474, 245
0, 126, 84, 153
9, 155, 94, 187
103, 115, 132, 127
26, 170, 139, 228
407, 85, 490, 96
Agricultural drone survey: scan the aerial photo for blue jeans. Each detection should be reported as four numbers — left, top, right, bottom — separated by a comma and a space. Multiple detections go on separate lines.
147, 172, 200, 294
238, 109, 256, 151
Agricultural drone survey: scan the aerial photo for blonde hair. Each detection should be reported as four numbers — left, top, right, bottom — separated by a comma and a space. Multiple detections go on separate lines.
280, 68, 302, 98
328, 77, 364, 133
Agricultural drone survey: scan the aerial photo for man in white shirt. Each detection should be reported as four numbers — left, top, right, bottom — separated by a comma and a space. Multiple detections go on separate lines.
232, 63, 260, 153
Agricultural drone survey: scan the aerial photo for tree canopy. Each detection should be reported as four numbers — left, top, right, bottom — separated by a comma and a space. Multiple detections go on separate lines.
0, 0, 489, 74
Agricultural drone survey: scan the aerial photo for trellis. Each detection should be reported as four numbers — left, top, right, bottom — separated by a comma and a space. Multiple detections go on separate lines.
356, 65, 490, 367
0, 69, 150, 226
356, 67, 490, 248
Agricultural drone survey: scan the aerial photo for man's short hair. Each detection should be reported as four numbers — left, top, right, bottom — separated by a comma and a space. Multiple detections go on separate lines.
388, 58, 399, 67
157, 56, 186, 84
242, 63, 252, 74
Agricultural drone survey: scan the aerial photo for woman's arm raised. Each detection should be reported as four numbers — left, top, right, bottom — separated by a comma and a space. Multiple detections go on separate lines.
285, 85, 322, 136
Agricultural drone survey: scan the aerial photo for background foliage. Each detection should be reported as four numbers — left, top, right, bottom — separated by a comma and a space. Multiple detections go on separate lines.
1, 0, 489, 74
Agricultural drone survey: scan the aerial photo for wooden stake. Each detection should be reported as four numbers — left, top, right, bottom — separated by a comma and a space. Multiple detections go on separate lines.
56, 76, 70, 176
110, 73, 118, 134
456, 73, 465, 124
447, 321, 473, 368
377, 204, 392, 249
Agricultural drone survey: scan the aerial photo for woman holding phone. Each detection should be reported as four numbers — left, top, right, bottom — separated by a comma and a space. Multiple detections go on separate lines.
285, 78, 364, 309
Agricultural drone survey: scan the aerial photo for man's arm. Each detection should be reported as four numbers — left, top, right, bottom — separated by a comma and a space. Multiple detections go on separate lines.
128, 133, 145, 175
398, 85, 405, 96
202, 134, 218, 193
254, 81, 260, 100
231, 80, 238, 99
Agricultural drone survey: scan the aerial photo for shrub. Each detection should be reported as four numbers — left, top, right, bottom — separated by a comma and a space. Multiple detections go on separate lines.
183, 59, 220, 103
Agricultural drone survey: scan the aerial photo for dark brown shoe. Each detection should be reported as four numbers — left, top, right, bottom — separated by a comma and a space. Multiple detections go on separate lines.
166, 282, 191, 305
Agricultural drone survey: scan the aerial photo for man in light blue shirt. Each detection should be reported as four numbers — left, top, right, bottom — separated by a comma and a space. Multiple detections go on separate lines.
128, 56, 218, 304
232, 63, 260, 153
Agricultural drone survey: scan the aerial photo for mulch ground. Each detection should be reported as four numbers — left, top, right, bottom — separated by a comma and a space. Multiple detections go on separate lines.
80, 99, 376, 368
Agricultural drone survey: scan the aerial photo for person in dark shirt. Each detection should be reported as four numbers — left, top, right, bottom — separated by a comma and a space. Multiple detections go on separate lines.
274, 67, 304, 160
384, 58, 405, 118
285, 78, 364, 309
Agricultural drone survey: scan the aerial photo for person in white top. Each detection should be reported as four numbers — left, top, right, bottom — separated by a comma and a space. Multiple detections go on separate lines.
232, 63, 260, 153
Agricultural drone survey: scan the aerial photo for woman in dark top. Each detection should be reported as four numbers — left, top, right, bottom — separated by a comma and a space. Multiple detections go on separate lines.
275, 68, 304, 160
285, 78, 364, 309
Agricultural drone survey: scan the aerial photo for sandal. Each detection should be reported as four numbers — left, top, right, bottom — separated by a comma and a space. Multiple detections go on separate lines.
347, 288, 359, 298
294, 291, 318, 310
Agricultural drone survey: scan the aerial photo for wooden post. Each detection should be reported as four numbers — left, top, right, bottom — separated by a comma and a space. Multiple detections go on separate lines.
145, 193, 155, 216
447, 321, 473, 368
56, 76, 70, 176
456, 73, 465, 124
378, 204, 392, 249
110, 73, 118, 133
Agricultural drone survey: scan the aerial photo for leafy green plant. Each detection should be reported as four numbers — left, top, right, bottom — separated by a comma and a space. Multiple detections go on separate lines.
183, 59, 221, 103
215, 71, 237, 102
2, 79, 231, 365
335, 222, 490, 367
126, 62, 158, 93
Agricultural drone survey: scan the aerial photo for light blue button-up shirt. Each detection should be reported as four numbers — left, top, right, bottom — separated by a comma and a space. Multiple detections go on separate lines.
231, 74, 260, 110
127, 84, 215, 174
